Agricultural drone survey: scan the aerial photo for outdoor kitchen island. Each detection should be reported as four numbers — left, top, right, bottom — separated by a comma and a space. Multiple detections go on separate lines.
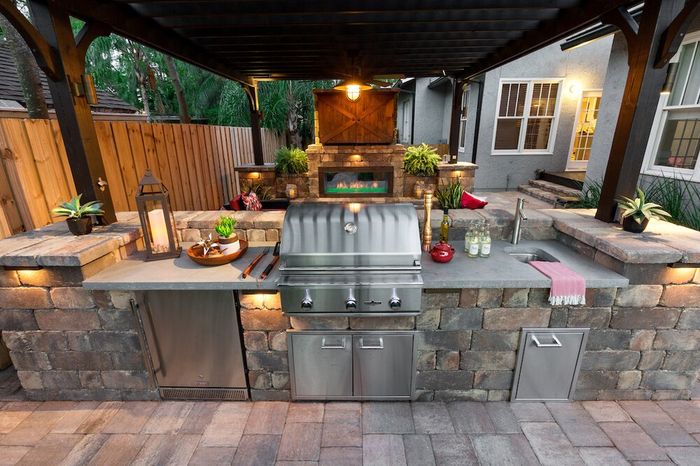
2, 202, 699, 404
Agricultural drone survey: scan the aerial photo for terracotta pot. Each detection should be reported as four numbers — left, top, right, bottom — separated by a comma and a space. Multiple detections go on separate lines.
622, 216, 649, 233
218, 233, 240, 254
66, 217, 92, 236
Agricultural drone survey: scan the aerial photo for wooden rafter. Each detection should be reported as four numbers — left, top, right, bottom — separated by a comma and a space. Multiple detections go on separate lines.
74, 21, 110, 63
655, 0, 700, 68
0, 0, 59, 79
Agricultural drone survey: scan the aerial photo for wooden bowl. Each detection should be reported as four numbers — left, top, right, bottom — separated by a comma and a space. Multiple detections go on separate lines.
187, 240, 248, 266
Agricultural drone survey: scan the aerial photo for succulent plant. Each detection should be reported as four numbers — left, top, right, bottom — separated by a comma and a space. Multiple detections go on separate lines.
215, 216, 237, 238
52, 194, 104, 219
618, 188, 671, 224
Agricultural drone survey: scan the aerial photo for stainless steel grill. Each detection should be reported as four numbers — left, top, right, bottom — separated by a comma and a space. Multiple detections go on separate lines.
279, 203, 423, 315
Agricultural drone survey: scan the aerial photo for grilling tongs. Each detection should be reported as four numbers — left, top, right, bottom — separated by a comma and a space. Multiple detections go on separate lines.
242, 248, 268, 279
259, 242, 280, 280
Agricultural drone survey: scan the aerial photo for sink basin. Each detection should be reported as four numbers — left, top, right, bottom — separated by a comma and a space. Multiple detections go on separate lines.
504, 247, 559, 264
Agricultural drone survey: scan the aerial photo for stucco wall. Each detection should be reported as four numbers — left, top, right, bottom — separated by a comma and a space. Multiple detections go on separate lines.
471, 36, 614, 191
412, 78, 452, 145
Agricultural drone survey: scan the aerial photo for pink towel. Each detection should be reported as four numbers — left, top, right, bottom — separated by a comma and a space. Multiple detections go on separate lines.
530, 261, 586, 306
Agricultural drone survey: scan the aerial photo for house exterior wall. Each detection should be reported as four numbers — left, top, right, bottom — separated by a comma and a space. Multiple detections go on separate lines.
470, 37, 613, 191
412, 78, 452, 145
397, 90, 413, 144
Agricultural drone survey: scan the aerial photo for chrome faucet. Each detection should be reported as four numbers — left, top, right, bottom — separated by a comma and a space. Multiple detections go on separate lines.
512, 198, 527, 245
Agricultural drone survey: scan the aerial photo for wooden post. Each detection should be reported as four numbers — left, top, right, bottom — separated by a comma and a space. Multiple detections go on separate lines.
244, 82, 265, 166
27, 1, 117, 223
595, 0, 684, 223
447, 78, 463, 163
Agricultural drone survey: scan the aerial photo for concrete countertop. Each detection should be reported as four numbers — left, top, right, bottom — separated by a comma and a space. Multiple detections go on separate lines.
85, 240, 627, 291
421, 240, 628, 289
84, 242, 281, 291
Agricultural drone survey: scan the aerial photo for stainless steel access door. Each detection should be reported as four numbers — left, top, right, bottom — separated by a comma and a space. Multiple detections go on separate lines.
511, 328, 589, 402
289, 333, 353, 399
353, 334, 414, 398
137, 290, 247, 389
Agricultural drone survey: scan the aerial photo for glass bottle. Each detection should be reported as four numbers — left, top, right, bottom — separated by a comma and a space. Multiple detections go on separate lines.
467, 222, 480, 258
464, 226, 473, 254
439, 208, 450, 242
479, 222, 492, 258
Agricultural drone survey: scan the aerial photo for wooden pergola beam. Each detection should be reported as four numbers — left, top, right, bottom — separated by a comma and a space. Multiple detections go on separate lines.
74, 21, 110, 63
595, 0, 686, 223
0, 0, 59, 79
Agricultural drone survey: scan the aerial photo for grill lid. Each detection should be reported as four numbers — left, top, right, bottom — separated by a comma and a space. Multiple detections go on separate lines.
280, 203, 421, 269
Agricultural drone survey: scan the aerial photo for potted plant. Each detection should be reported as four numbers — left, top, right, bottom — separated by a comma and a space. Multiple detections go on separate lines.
404, 143, 441, 177
215, 215, 240, 254
275, 146, 308, 174
618, 188, 671, 233
52, 194, 104, 236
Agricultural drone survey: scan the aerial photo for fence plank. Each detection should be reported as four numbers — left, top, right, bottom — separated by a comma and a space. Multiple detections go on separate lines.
50, 120, 77, 199
158, 124, 185, 211
198, 125, 219, 208
111, 122, 139, 210
0, 119, 51, 228
95, 121, 129, 212
127, 121, 149, 183
183, 125, 205, 208
170, 124, 194, 210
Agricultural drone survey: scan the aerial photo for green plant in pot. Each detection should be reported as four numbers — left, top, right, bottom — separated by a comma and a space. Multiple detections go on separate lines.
275, 146, 308, 174
215, 215, 239, 254
435, 181, 462, 209
52, 194, 104, 236
618, 188, 670, 233
404, 143, 441, 176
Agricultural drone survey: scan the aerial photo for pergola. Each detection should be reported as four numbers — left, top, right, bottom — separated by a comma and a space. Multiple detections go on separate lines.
0, 0, 698, 224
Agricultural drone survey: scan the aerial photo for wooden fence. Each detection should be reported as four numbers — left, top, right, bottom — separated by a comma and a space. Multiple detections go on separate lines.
0, 119, 284, 238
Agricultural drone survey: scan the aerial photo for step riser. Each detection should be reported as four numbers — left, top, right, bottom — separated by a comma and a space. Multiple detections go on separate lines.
518, 185, 578, 207
528, 179, 581, 198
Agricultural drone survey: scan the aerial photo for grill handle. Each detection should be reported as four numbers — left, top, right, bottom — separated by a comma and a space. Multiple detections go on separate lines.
531, 334, 562, 348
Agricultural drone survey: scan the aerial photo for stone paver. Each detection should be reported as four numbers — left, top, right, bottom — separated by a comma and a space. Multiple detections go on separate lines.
0, 400, 698, 464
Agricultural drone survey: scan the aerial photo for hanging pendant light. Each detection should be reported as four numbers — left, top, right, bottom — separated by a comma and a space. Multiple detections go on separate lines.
334, 79, 372, 102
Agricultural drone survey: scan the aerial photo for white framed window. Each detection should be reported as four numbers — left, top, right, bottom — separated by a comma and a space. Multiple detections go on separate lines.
643, 32, 700, 182
492, 79, 562, 154
458, 86, 469, 151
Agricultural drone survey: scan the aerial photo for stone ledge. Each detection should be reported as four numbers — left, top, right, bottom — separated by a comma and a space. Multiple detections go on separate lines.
546, 209, 700, 264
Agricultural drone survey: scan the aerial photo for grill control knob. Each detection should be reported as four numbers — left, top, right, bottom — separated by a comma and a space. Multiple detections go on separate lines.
389, 289, 401, 309
301, 289, 313, 309
346, 289, 357, 310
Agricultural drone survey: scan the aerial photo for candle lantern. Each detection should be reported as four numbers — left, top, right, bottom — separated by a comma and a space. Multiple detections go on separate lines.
136, 170, 181, 260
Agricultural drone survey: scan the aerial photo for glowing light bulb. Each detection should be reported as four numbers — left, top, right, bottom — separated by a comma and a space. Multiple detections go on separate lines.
346, 84, 361, 101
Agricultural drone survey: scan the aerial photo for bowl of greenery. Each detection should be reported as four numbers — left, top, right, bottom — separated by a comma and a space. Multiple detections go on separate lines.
215, 215, 240, 254
404, 143, 441, 176
618, 188, 671, 233
275, 146, 308, 174
52, 194, 104, 236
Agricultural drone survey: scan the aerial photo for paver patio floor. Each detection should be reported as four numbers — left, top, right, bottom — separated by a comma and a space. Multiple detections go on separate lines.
1, 399, 699, 465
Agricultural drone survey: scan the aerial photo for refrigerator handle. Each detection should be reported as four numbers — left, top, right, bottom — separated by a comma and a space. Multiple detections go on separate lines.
131, 298, 166, 377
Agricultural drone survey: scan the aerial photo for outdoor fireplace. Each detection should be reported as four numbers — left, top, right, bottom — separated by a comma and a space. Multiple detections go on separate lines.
319, 167, 393, 197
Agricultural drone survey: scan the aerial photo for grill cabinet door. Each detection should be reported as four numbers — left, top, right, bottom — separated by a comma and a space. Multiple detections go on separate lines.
353, 334, 414, 398
513, 329, 588, 401
290, 333, 352, 398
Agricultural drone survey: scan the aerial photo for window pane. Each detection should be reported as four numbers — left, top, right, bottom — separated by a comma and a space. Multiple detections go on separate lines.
654, 117, 700, 169
682, 44, 700, 105
494, 118, 522, 150
459, 121, 466, 149
499, 83, 527, 117
530, 83, 559, 117
669, 43, 696, 106
524, 118, 553, 150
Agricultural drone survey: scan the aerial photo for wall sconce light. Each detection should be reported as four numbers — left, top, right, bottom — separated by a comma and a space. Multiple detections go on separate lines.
568, 81, 582, 97
661, 62, 679, 95
349, 154, 363, 162
249, 172, 261, 180
3, 265, 42, 271
334, 79, 372, 102
136, 169, 181, 261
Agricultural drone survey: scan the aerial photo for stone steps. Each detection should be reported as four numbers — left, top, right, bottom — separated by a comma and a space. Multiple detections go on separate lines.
517, 185, 579, 207
528, 179, 582, 198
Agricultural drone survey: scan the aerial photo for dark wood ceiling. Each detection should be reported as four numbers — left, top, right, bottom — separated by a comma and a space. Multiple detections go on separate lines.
55, 0, 636, 84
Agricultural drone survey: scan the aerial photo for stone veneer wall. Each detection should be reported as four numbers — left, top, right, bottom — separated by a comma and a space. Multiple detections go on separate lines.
240, 283, 700, 402
0, 237, 158, 401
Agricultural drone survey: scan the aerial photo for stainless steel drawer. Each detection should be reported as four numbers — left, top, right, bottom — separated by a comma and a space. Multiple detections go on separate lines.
353, 334, 414, 398
289, 333, 352, 399
288, 330, 417, 400
511, 328, 589, 402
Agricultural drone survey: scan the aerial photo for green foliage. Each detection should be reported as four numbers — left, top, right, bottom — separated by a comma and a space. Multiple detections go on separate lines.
214, 216, 237, 238
435, 181, 463, 210
251, 183, 274, 201
645, 174, 700, 230
569, 179, 603, 208
617, 188, 671, 224
52, 194, 104, 219
404, 144, 441, 176
275, 146, 308, 174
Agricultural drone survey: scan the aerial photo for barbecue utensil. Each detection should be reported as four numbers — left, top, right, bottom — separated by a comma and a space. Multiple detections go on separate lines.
242, 248, 269, 278
259, 242, 280, 280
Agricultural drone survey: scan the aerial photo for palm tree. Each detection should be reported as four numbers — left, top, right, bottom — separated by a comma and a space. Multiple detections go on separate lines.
164, 55, 190, 123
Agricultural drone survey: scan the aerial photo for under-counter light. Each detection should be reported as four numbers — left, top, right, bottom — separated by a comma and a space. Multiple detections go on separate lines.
347, 203, 363, 213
